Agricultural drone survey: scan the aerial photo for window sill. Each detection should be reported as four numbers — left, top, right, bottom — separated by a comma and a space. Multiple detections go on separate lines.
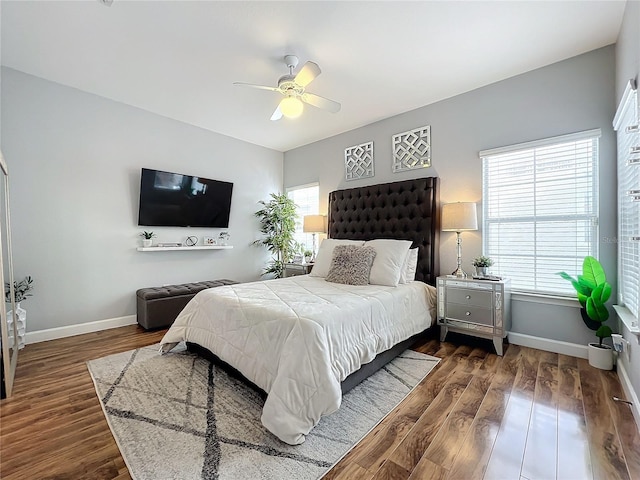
613, 305, 640, 335
512, 291, 580, 308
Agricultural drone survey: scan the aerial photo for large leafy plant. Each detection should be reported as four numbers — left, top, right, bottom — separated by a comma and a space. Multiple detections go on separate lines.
254, 193, 298, 278
558, 256, 612, 346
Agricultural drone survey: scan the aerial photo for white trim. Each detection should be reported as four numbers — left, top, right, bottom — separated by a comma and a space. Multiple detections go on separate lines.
479, 128, 602, 158
508, 332, 588, 359
285, 181, 319, 193
613, 79, 638, 130
512, 292, 580, 308
617, 359, 640, 434
25, 315, 137, 344
614, 304, 640, 335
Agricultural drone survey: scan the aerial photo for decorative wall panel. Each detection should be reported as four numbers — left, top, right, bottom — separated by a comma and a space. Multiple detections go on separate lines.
392, 125, 431, 172
345, 141, 374, 181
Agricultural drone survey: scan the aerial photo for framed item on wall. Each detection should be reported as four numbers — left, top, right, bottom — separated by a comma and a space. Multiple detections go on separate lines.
392, 125, 431, 172
345, 141, 374, 181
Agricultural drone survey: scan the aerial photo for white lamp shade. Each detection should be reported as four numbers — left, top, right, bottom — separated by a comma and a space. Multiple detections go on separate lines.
442, 202, 478, 231
303, 214, 327, 233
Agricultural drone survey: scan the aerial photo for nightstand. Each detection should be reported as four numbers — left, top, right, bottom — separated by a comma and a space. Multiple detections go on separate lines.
284, 263, 313, 277
437, 276, 511, 355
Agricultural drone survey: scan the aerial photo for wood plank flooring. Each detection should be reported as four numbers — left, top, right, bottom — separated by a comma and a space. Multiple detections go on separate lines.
1, 325, 638, 479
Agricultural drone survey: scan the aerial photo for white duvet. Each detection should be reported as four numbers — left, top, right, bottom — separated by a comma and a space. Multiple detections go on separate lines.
160, 275, 436, 445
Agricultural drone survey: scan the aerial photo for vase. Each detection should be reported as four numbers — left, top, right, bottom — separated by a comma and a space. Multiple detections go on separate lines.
142, 239, 152, 247
587, 342, 613, 370
6, 302, 26, 350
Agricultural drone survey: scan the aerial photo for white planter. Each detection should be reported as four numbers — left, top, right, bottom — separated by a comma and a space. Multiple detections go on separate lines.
588, 343, 613, 370
6, 302, 26, 350
142, 239, 153, 247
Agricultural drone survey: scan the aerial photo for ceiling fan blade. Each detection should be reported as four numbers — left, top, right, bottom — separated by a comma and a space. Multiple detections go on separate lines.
301, 92, 341, 113
233, 82, 280, 93
270, 104, 283, 121
294, 61, 321, 87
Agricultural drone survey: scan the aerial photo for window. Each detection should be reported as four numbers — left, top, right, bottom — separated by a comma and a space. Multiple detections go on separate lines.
286, 183, 320, 253
614, 83, 640, 320
480, 129, 600, 294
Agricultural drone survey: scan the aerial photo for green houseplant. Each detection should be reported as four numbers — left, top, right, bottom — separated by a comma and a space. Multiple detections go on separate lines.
472, 256, 494, 276
139, 231, 156, 247
254, 193, 298, 278
558, 256, 614, 369
4, 276, 34, 304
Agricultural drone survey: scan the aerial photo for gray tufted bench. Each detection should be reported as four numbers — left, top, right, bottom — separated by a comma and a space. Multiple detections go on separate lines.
136, 279, 238, 330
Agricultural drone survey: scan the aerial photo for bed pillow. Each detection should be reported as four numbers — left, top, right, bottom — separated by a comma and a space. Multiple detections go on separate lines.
309, 239, 365, 277
399, 248, 419, 284
325, 245, 377, 286
364, 239, 413, 286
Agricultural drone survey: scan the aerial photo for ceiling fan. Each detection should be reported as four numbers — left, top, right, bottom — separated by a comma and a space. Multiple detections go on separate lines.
234, 55, 341, 121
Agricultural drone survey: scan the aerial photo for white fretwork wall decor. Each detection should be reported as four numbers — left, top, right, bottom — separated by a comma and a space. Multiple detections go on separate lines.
345, 141, 375, 181
392, 125, 431, 172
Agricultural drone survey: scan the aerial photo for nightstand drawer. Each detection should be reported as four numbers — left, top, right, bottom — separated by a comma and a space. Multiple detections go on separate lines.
445, 303, 493, 326
447, 287, 493, 308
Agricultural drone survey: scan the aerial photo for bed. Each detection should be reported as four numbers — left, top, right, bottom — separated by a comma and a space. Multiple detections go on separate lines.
160, 177, 440, 445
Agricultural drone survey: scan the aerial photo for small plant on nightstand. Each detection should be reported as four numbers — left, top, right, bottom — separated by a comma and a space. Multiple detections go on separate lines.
472, 256, 494, 276
304, 250, 313, 264
139, 231, 156, 247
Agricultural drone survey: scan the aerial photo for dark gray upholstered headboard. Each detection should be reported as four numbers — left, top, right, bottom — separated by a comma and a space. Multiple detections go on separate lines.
327, 177, 440, 285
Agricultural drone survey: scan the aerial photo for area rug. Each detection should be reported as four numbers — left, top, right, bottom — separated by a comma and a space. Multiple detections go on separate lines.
87, 343, 439, 480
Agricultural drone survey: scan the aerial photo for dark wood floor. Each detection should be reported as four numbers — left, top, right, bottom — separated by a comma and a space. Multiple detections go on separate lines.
1, 325, 638, 480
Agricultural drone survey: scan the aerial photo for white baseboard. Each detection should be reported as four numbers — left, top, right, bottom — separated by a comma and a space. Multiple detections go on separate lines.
507, 332, 588, 359
25, 315, 137, 344
617, 360, 640, 434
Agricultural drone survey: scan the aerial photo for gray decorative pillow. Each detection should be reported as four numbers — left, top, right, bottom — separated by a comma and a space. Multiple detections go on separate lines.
325, 245, 377, 286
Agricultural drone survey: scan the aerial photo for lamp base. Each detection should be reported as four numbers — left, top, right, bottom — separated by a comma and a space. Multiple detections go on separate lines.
451, 267, 468, 278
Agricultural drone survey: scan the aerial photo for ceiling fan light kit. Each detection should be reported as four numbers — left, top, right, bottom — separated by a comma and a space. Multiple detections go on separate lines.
234, 54, 341, 121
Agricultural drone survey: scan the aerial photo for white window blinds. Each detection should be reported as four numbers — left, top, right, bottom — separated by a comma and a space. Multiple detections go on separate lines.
480, 129, 600, 294
613, 82, 640, 320
286, 183, 320, 253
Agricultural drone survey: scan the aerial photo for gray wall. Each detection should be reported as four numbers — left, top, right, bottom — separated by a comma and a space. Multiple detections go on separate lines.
615, 0, 640, 407
284, 46, 617, 346
1, 67, 283, 332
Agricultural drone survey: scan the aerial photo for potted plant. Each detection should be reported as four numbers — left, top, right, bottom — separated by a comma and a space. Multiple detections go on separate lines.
139, 231, 156, 247
304, 250, 313, 264
558, 256, 614, 370
253, 193, 297, 278
472, 255, 494, 276
4, 276, 34, 350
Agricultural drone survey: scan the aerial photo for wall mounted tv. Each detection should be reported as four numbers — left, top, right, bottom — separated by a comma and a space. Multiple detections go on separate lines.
138, 168, 233, 228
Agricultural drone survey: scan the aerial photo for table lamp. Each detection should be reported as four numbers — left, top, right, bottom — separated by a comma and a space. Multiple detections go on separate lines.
303, 214, 327, 262
442, 202, 478, 278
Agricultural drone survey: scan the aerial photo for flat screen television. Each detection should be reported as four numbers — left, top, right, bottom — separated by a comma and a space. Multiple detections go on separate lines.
138, 168, 233, 228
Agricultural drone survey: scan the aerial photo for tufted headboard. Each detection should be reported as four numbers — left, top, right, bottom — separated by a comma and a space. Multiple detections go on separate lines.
327, 177, 440, 285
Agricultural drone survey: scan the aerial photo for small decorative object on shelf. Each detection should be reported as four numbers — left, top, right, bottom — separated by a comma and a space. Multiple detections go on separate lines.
139, 231, 156, 248
204, 236, 216, 245
4, 276, 34, 350
218, 231, 230, 246
185, 236, 198, 247
472, 255, 494, 277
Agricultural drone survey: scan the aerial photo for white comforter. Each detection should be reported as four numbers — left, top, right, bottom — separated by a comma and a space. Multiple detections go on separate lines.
160, 275, 436, 445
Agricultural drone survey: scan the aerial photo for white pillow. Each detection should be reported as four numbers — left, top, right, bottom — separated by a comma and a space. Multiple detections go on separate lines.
364, 239, 413, 286
309, 239, 365, 277
399, 248, 419, 284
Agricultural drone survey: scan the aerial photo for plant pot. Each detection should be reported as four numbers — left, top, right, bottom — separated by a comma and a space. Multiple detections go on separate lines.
475, 267, 488, 276
142, 239, 153, 247
304, 256, 312, 264
588, 343, 613, 370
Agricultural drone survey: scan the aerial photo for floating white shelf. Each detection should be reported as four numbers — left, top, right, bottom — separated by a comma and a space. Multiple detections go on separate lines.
137, 245, 233, 252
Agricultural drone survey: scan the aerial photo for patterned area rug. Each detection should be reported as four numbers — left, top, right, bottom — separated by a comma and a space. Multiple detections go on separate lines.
87, 343, 439, 480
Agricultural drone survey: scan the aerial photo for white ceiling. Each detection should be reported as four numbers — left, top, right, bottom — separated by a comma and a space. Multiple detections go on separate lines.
1, 1, 627, 152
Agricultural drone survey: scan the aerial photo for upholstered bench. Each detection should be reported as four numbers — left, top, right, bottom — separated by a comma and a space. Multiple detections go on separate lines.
136, 279, 238, 330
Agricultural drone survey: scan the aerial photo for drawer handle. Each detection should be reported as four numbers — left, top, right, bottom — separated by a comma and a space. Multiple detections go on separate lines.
465, 311, 471, 316
466, 295, 471, 299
